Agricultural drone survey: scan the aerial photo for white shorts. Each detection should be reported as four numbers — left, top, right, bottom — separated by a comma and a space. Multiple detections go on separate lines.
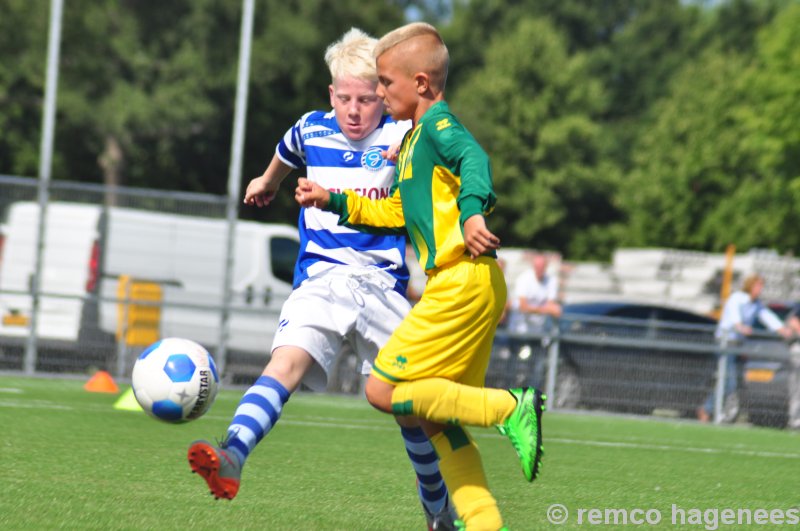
271, 266, 411, 391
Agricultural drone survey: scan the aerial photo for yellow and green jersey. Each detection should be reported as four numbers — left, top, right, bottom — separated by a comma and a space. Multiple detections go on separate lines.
327, 101, 496, 273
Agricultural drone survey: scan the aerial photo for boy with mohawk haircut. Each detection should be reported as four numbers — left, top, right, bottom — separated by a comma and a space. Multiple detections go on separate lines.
296, 22, 545, 530
188, 27, 456, 530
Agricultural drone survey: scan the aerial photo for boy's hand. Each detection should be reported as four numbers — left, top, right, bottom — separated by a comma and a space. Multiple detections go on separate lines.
244, 175, 279, 207
295, 178, 331, 209
463, 214, 500, 259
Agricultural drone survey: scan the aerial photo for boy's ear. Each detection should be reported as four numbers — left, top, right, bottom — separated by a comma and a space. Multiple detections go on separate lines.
328, 84, 336, 107
414, 72, 429, 94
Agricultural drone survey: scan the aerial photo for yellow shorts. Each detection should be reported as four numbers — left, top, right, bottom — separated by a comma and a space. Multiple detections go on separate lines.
372, 255, 507, 386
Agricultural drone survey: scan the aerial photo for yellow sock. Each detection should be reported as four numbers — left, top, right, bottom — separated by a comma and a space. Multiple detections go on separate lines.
391, 378, 516, 427
431, 427, 503, 531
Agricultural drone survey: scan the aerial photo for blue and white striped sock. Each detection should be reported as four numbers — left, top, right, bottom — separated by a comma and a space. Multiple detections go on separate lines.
401, 426, 449, 515
225, 375, 290, 465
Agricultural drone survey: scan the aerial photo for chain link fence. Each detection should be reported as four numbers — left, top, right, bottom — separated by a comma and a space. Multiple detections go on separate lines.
488, 315, 797, 428
1, 176, 797, 427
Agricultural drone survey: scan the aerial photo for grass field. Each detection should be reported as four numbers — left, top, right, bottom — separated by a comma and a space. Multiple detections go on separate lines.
3, 375, 799, 530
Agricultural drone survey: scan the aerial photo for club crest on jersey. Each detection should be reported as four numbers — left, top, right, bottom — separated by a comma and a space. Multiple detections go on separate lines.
361, 146, 387, 172
390, 354, 407, 371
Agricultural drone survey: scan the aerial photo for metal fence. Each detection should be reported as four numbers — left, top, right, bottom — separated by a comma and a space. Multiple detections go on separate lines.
2, 176, 797, 428
487, 315, 797, 428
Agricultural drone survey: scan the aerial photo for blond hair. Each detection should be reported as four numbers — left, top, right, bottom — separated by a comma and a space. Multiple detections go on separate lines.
375, 22, 449, 92
324, 28, 378, 83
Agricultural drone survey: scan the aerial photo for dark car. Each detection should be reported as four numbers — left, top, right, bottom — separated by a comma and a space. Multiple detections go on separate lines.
488, 301, 719, 417
740, 303, 796, 427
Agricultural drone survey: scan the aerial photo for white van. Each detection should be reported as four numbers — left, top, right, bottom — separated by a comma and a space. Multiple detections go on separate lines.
0, 202, 101, 346
0, 201, 300, 368
95, 206, 299, 353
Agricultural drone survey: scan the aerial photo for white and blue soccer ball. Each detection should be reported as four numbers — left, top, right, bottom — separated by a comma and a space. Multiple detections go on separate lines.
131, 337, 220, 423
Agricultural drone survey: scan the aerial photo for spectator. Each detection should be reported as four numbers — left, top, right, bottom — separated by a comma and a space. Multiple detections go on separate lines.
506, 251, 562, 338
698, 274, 793, 423
502, 252, 562, 389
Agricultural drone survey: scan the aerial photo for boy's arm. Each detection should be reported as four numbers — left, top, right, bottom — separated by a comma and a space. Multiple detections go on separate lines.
247, 111, 319, 207
295, 178, 406, 229
435, 123, 497, 228
244, 154, 293, 207
434, 119, 500, 257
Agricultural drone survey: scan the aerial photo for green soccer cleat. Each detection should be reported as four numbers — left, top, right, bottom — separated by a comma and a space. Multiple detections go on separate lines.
187, 439, 242, 500
496, 387, 545, 482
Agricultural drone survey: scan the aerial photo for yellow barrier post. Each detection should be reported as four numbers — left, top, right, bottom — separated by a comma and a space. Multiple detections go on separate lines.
116, 275, 163, 376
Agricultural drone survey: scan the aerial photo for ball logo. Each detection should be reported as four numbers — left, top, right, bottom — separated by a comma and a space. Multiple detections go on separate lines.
188, 368, 211, 419
361, 146, 387, 171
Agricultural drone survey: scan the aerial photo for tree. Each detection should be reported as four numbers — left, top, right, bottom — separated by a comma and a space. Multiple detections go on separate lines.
711, 1, 800, 251
619, 1, 800, 253
52, 0, 234, 193
620, 50, 754, 250
0, 0, 49, 178
450, 17, 620, 258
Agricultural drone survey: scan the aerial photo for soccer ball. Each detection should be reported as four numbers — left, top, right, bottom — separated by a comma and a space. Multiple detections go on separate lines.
132, 337, 220, 423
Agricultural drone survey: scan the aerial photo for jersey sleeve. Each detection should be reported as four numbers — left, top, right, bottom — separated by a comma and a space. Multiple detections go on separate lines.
275, 112, 312, 169
327, 187, 406, 232
429, 115, 497, 228
758, 305, 784, 332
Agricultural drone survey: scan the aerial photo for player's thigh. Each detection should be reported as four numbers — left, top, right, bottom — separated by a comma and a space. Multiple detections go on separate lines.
375, 257, 506, 385
272, 281, 354, 390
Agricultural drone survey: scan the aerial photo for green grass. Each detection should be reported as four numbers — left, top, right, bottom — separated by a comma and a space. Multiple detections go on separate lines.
2, 375, 800, 530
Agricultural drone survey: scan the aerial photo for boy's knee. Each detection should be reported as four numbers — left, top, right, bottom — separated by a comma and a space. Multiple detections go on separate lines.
263, 346, 314, 392
365, 375, 394, 413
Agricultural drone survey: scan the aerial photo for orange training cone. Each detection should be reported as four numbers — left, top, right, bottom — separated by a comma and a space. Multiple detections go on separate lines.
84, 370, 119, 393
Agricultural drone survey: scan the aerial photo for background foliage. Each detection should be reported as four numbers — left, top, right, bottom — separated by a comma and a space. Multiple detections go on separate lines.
1, 0, 798, 259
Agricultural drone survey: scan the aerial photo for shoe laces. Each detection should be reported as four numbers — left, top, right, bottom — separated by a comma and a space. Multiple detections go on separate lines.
216, 429, 237, 449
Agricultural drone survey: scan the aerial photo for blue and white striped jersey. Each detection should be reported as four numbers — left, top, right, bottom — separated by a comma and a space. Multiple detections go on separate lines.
276, 110, 411, 294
